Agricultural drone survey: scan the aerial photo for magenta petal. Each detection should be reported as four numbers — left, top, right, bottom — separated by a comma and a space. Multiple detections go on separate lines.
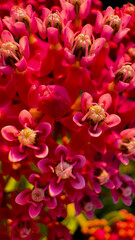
19, 110, 34, 128
81, 24, 92, 36
64, 48, 75, 64
111, 190, 119, 203
105, 114, 121, 128
15, 189, 31, 205
72, 155, 86, 168
1, 30, 14, 43
70, 173, 85, 189
14, 22, 29, 37
122, 197, 132, 206
0, 65, 13, 74
36, 18, 46, 39
46, 197, 57, 209
120, 128, 135, 138
73, 112, 84, 127
79, 0, 91, 19
121, 14, 131, 29
15, 56, 27, 72
37, 158, 51, 173
37, 122, 51, 138
47, 27, 59, 45
81, 92, 93, 112
9, 147, 28, 162
90, 38, 106, 56
19, 36, 30, 59
113, 28, 130, 43
1, 125, 18, 141
49, 178, 64, 197
95, 11, 103, 33
29, 202, 43, 218
117, 152, 129, 165
29, 173, 40, 185
101, 25, 113, 42
64, 27, 74, 49
98, 93, 112, 111
88, 126, 102, 137
80, 55, 95, 67
55, 145, 69, 159
34, 143, 48, 158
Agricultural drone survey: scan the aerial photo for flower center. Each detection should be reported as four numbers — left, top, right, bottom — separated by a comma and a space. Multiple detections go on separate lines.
105, 15, 121, 34
46, 13, 62, 34
87, 105, 106, 125
14, 7, 30, 30
115, 65, 134, 84
55, 161, 73, 179
18, 221, 31, 239
72, 33, 91, 60
31, 188, 44, 202
18, 128, 36, 146
121, 186, 132, 197
0, 42, 21, 66
94, 168, 109, 184
128, 47, 135, 60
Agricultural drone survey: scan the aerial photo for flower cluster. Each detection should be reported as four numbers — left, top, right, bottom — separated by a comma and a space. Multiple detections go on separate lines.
0, 0, 135, 239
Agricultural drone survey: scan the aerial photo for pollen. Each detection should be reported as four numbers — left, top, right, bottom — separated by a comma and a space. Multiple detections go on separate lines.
31, 188, 44, 202
55, 161, 73, 179
87, 105, 106, 125
18, 128, 36, 146
105, 15, 121, 34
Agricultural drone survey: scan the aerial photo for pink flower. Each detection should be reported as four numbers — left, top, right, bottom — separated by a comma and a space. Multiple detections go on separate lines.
37, 145, 86, 197
74, 187, 103, 219
115, 128, 135, 165
15, 173, 57, 218
0, 30, 30, 73
95, 6, 131, 42
3, 5, 37, 37
73, 92, 121, 137
59, 0, 91, 21
1, 109, 51, 162
64, 24, 106, 67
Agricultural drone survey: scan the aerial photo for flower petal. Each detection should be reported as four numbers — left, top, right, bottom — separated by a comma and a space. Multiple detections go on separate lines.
70, 173, 85, 189
9, 147, 28, 162
98, 93, 112, 111
19, 36, 30, 59
79, 0, 91, 19
1, 30, 14, 43
105, 114, 121, 128
72, 155, 86, 168
29, 202, 43, 218
18, 109, 34, 128
15, 189, 31, 205
88, 126, 102, 137
73, 112, 84, 127
15, 56, 27, 72
81, 92, 93, 113
37, 122, 51, 138
55, 145, 69, 159
1, 125, 18, 141
34, 143, 49, 158
49, 178, 64, 197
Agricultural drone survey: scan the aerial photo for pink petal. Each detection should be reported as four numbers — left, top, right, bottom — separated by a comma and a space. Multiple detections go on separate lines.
49, 178, 64, 197
47, 27, 59, 45
88, 126, 102, 137
120, 128, 135, 138
79, 0, 91, 19
37, 158, 51, 173
90, 38, 106, 57
14, 22, 29, 37
46, 197, 57, 209
95, 11, 104, 33
19, 109, 34, 128
15, 56, 27, 72
9, 146, 28, 162
64, 48, 75, 64
98, 93, 112, 111
15, 189, 31, 205
117, 152, 129, 165
29, 202, 43, 218
81, 92, 93, 112
121, 14, 131, 29
36, 18, 46, 39
19, 36, 30, 59
34, 143, 48, 158
64, 27, 74, 49
122, 196, 132, 206
70, 173, 85, 189
105, 114, 121, 128
37, 122, 51, 138
73, 112, 84, 127
101, 25, 113, 42
1, 30, 14, 43
29, 173, 40, 185
113, 28, 130, 43
81, 24, 92, 36
55, 145, 69, 159
1, 125, 18, 141
80, 55, 95, 67
72, 155, 86, 168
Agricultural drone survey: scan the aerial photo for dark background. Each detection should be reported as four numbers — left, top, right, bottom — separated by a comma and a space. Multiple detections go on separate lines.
101, 0, 135, 9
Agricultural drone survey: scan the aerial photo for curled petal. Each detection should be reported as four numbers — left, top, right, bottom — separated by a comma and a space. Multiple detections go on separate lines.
15, 56, 27, 72
81, 92, 93, 112
29, 202, 43, 218
55, 145, 69, 159
101, 25, 113, 42
9, 147, 28, 162
19, 110, 34, 128
49, 178, 64, 197
64, 48, 75, 64
15, 189, 31, 205
90, 38, 106, 56
37, 122, 51, 138
47, 27, 59, 45
105, 114, 121, 128
117, 152, 129, 165
1, 125, 18, 141
19, 36, 30, 59
72, 155, 86, 168
73, 112, 84, 127
88, 126, 102, 137
64, 27, 74, 49
29, 173, 40, 185
120, 128, 135, 139
80, 55, 95, 67
14, 22, 29, 37
81, 24, 92, 36
122, 197, 132, 206
46, 196, 57, 209
1, 30, 14, 43
113, 28, 130, 43
34, 143, 48, 158
95, 11, 104, 33
70, 173, 85, 189
37, 158, 51, 173
98, 93, 112, 110
79, 0, 91, 19
36, 17, 46, 39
